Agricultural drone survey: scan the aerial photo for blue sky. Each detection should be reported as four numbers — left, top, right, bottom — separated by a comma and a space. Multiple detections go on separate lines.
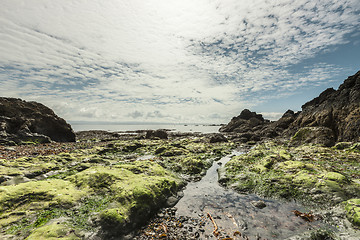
0, 0, 359, 123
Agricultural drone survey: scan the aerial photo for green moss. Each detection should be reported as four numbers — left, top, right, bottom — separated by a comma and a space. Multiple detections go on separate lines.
322, 172, 347, 183
67, 161, 181, 233
26, 223, 80, 240
0, 179, 87, 213
333, 142, 353, 150
180, 156, 208, 174
291, 127, 312, 142
345, 199, 360, 226
277, 160, 307, 171
293, 171, 317, 185
223, 141, 360, 206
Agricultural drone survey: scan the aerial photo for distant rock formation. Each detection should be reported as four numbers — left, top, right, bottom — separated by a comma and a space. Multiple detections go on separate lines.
219, 109, 270, 142
145, 129, 168, 139
221, 70, 360, 144
0, 97, 76, 144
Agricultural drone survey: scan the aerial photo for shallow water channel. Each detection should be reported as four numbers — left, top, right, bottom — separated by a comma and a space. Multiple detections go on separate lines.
175, 151, 326, 239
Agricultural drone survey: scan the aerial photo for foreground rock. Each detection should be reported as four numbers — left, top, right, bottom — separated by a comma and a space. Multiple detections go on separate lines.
0, 97, 75, 144
221, 141, 360, 206
0, 133, 234, 239
219, 140, 360, 239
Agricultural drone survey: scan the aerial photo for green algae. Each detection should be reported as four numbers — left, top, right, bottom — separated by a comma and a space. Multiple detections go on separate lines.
66, 161, 182, 235
223, 141, 360, 206
0, 136, 235, 238
0, 179, 87, 213
345, 199, 360, 226
26, 222, 80, 240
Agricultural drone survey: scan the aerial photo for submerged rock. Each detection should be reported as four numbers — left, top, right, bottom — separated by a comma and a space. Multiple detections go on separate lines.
250, 200, 266, 209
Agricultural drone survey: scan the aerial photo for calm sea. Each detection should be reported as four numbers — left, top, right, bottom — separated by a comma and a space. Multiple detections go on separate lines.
71, 123, 221, 134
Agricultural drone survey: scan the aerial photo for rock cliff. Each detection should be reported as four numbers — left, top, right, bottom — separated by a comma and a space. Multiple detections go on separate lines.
221, 70, 360, 143
285, 70, 360, 142
0, 97, 76, 144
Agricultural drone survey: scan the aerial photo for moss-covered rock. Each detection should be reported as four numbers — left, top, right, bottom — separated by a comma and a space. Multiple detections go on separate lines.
345, 199, 360, 226
222, 141, 360, 206
0, 135, 235, 239
26, 222, 80, 240
67, 161, 182, 236
290, 127, 335, 147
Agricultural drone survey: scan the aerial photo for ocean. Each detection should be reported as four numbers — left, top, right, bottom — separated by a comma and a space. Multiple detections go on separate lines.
70, 123, 221, 134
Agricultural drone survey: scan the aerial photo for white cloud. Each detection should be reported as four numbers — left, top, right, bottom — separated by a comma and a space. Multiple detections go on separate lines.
0, 0, 359, 123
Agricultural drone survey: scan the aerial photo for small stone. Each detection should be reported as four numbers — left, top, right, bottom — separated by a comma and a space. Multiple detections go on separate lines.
251, 200, 267, 209
166, 197, 179, 207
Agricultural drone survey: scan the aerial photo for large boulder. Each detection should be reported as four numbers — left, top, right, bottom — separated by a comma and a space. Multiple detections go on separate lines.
0, 97, 75, 144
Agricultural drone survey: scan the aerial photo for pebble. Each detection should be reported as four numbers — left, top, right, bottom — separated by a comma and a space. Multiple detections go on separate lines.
250, 200, 267, 209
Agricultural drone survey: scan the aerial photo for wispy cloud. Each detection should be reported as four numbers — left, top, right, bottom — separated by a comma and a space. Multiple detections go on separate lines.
0, 0, 359, 123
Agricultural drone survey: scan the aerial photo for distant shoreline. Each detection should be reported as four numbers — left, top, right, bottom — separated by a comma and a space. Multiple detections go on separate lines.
70, 123, 222, 133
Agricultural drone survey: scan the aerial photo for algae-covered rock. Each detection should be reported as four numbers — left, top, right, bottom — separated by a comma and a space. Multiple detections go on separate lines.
67, 161, 182, 236
0, 179, 87, 213
345, 199, 360, 226
26, 222, 80, 240
333, 142, 353, 150
222, 141, 360, 206
290, 127, 335, 147
0, 179, 88, 238
0, 134, 235, 239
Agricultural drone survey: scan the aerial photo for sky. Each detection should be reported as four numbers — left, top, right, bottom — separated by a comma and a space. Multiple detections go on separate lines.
1, 0, 360, 124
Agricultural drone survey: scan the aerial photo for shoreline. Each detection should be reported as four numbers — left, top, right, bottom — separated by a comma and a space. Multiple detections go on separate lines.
0, 130, 359, 239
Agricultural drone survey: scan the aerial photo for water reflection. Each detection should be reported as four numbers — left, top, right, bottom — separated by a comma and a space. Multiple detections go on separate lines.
175, 151, 326, 239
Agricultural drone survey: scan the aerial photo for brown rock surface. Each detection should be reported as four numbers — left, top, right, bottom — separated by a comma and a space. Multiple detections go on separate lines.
221, 70, 360, 143
0, 97, 75, 144
285, 70, 360, 142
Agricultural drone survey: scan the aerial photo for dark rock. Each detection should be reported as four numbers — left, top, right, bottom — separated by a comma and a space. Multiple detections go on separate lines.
219, 109, 267, 133
285, 70, 360, 142
0, 97, 75, 144
221, 70, 360, 143
209, 133, 228, 143
250, 200, 267, 209
290, 127, 336, 147
145, 129, 168, 139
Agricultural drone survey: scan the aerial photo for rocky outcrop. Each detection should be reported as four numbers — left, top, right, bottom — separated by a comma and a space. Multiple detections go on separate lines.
0, 97, 75, 144
145, 129, 168, 139
219, 109, 267, 133
221, 70, 360, 144
219, 109, 299, 142
209, 133, 228, 143
219, 109, 270, 142
285, 70, 360, 142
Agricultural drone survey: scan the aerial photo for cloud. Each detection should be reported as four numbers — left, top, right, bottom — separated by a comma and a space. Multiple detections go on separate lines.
0, 0, 359, 123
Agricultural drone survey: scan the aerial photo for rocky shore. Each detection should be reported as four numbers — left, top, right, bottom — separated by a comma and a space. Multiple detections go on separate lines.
0, 70, 359, 239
